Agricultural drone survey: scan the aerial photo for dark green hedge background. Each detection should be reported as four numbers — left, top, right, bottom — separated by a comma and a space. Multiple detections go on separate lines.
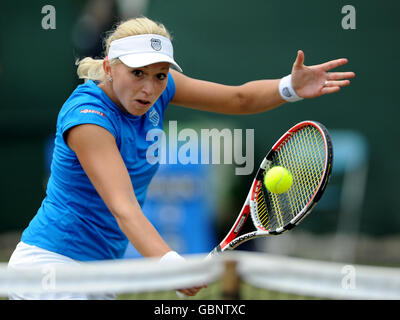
0, 0, 398, 236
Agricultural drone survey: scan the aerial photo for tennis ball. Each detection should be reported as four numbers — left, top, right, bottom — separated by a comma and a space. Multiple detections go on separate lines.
263, 166, 293, 194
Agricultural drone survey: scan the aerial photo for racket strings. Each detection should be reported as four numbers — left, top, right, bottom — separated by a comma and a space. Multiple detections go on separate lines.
257, 125, 326, 231
281, 127, 324, 210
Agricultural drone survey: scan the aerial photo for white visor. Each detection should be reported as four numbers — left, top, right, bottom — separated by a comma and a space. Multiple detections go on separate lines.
108, 34, 182, 72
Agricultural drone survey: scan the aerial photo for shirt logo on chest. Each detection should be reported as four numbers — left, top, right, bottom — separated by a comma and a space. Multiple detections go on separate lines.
149, 108, 160, 127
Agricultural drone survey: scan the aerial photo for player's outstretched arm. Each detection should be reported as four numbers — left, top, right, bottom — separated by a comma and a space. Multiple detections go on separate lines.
170, 50, 355, 115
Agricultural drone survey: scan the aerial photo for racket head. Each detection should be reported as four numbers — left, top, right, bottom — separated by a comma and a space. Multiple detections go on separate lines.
249, 120, 333, 234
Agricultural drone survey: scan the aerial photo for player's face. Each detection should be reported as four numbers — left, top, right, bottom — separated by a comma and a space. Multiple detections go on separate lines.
110, 62, 170, 116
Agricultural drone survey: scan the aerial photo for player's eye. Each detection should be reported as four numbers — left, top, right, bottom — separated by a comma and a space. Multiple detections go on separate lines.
157, 73, 167, 81
132, 69, 143, 77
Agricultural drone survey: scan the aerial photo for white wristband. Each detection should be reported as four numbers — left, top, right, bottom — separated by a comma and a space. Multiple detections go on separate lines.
279, 74, 303, 102
159, 251, 185, 263
159, 251, 187, 299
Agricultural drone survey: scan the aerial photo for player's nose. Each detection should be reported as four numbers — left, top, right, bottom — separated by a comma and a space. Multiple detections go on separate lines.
141, 79, 154, 96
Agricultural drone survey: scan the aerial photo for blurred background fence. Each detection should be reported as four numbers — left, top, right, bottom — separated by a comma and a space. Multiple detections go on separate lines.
0, 0, 399, 269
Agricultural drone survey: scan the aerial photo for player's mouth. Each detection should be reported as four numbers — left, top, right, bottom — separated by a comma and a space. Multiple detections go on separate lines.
135, 99, 151, 107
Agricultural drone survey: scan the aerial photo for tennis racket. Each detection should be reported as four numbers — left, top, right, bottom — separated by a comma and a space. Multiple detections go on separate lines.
209, 120, 333, 257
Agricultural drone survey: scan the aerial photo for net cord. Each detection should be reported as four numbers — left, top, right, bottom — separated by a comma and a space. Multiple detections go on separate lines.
1, 251, 399, 300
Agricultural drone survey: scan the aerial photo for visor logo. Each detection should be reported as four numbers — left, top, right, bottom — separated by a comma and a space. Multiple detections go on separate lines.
150, 38, 162, 51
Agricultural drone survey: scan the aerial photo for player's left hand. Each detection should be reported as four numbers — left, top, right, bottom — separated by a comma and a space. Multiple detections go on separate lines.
291, 50, 355, 98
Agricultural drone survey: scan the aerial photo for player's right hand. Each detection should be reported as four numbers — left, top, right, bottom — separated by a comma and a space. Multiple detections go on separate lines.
177, 283, 208, 297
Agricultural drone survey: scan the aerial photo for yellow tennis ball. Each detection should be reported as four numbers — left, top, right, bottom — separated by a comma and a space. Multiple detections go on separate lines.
264, 166, 293, 194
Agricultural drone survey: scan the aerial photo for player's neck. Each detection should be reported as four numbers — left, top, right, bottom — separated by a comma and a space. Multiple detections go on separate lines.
97, 81, 129, 114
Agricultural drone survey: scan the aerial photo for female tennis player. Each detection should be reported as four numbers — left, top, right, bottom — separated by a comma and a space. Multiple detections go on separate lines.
8, 17, 354, 299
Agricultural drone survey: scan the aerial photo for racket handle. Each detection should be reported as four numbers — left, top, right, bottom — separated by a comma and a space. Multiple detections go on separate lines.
207, 245, 222, 259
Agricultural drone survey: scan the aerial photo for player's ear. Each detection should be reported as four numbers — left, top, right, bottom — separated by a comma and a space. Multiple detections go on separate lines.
103, 56, 112, 78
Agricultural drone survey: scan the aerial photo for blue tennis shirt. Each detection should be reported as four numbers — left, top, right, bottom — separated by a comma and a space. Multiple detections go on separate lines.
21, 73, 175, 261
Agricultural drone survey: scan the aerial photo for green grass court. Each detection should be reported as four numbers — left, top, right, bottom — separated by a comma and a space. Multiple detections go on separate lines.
117, 282, 322, 300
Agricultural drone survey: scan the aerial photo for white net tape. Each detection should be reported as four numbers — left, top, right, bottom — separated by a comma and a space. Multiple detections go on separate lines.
1, 254, 221, 296
1, 251, 399, 299
236, 252, 400, 300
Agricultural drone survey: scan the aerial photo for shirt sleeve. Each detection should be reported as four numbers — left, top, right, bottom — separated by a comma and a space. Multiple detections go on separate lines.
60, 104, 118, 141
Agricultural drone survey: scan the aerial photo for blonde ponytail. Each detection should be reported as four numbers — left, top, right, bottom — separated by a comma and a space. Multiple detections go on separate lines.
76, 57, 105, 81
76, 17, 171, 81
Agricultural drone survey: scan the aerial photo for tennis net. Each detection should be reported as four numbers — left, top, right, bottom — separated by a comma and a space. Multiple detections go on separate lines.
1, 251, 399, 300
